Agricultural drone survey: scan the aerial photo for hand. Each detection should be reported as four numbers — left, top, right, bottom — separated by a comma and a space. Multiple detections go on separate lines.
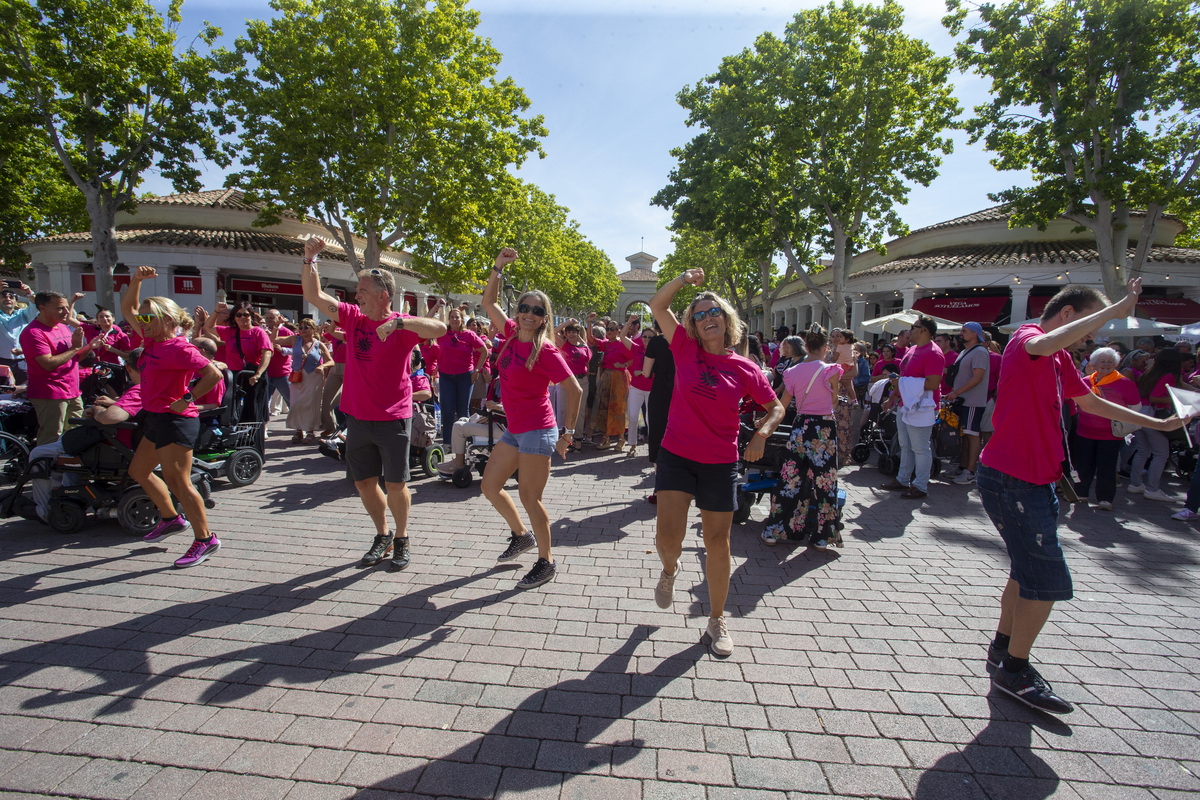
169, 396, 190, 414
71, 326, 85, 349
744, 433, 766, 463
556, 432, 571, 459
1155, 414, 1192, 432
435, 298, 446, 309
70, 291, 85, 304
1112, 277, 1143, 318
247, 375, 258, 386
680, 268, 705, 287
214, 301, 229, 321
586, 312, 597, 321
377, 318, 400, 341
194, 306, 207, 327
133, 266, 157, 282
19, 283, 33, 298
304, 237, 326, 261
494, 247, 518, 270
88, 334, 106, 351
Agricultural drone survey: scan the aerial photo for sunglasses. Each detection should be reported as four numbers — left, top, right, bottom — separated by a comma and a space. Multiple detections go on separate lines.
234, 312, 251, 319
134, 313, 158, 324
0, 292, 15, 298
517, 303, 546, 317
694, 307, 725, 319
606, 325, 618, 331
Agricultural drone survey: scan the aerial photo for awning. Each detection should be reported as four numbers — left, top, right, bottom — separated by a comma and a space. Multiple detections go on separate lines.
1028, 295, 1052, 319
911, 295, 1008, 325
1138, 297, 1200, 325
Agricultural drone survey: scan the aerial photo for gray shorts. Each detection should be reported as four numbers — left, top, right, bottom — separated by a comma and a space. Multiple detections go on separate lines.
345, 414, 411, 484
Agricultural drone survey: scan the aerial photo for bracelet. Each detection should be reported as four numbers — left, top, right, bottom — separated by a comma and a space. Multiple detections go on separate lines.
304, 258, 317, 264
754, 430, 769, 439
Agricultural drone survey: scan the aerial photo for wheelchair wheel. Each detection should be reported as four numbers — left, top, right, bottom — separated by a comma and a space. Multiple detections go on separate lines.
422, 446, 444, 479
117, 489, 161, 537
226, 448, 264, 487
733, 490, 753, 524
851, 443, 871, 465
0, 432, 30, 488
452, 466, 474, 488
879, 455, 898, 476
48, 500, 87, 534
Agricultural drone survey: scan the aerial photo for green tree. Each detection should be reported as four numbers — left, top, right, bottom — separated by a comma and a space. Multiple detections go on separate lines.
656, 227, 762, 319
655, 0, 958, 327
0, 0, 231, 309
223, 0, 546, 281
945, 0, 1200, 301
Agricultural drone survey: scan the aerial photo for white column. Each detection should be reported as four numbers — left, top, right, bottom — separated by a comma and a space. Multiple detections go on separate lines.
1010, 285, 1031, 322
851, 299, 868, 340
901, 288, 916, 309
415, 291, 428, 316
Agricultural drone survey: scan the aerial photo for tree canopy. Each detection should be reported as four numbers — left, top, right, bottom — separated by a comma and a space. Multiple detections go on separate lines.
0, 0, 231, 308
222, 0, 547, 280
945, 0, 1200, 301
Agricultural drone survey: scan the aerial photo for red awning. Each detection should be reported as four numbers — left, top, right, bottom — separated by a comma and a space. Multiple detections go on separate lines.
912, 295, 1008, 325
1137, 297, 1200, 325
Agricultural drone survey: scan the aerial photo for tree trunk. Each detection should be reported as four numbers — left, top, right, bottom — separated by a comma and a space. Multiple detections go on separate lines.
84, 186, 120, 312
828, 225, 850, 328
758, 259, 774, 332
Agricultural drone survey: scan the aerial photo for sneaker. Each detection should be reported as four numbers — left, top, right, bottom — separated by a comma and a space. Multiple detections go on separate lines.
387, 538, 411, 572
517, 557, 556, 589
986, 641, 1008, 671
1171, 508, 1200, 521
1143, 488, 1173, 502
760, 530, 779, 546
436, 459, 458, 476
654, 567, 679, 609
361, 531, 395, 566
144, 514, 189, 542
497, 531, 536, 562
953, 470, 976, 485
1127, 483, 1145, 494
174, 536, 220, 568
1096, 500, 1113, 511
991, 663, 1074, 715
943, 466, 962, 478
705, 617, 734, 657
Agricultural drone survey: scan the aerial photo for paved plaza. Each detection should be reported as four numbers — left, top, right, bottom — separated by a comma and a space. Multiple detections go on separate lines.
0, 422, 1198, 800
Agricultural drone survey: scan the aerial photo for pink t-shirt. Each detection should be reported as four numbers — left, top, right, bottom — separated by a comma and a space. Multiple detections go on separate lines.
419, 341, 439, 374
660, 326, 776, 464
894, 344, 909, 359
783, 361, 843, 415
629, 338, 655, 392
266, 326, 293, 378
140, 336, 211, 417
437, 329, 486, 374
1140, 373, 1176, 408
987, 351, 1002, 395
325, 333, 347, 365
600, 338, 633, 370
871, 357, 899, 377
1077, 374, 1141, 441
83, 325, 131, 366
197, 376, 226, 410
215, 325, 272, 372
560, 341, 591, 377
410, 372, 432, 396
899, 341, 947, 405
338, 302, 420, 421
939, 349, 958, 395
20, 319, 80, 400
494, 319, 572, 435
112, 384, 144, 448
981, 324, 1089, 485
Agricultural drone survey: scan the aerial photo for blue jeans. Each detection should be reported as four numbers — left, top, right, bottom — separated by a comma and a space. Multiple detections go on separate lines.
439, 371, 473, 444
977, 465, 1073, 602
267, 375, 291, 407
896, 417, 933, 492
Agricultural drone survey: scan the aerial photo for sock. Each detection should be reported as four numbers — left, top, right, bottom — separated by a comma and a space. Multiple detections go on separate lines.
1003, 654, 1029, 674
991, 632, 1011, 651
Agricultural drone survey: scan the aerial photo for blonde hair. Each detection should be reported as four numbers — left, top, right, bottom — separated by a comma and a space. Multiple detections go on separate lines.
504, 290, 555, 370
143, 296, 194, 334
682, 291, 744, 351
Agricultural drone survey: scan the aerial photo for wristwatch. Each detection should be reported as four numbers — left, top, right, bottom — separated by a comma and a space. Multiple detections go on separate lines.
179, 391, 194, 403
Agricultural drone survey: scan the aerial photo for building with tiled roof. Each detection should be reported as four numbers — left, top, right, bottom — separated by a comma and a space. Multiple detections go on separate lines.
765, 206, 1200, 335
20, 189, 457, 318
614, 252, 659, 319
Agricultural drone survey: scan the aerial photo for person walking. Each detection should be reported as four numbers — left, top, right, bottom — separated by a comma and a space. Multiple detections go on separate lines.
647, 269, 784, 657
263, 308, 294, 416
301, 237, 448, 571
1070, 347, 1141, 510
1128, 348, 1182, 502
552, 319, 591, 453
479, 247, 582, 589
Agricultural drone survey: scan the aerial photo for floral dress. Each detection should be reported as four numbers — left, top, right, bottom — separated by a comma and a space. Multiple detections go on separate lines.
764, 413, 842, 545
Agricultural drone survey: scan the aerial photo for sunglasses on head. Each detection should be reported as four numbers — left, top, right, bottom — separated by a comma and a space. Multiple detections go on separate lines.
135, 313, 158, 324
694, 307, 725, 319
517, 303, 546, 318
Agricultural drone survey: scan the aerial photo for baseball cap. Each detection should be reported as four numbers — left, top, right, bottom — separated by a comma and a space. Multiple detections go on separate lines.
962, 321, 984, 337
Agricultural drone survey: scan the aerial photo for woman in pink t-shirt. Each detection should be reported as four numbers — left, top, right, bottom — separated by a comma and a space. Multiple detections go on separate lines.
552, 318, 592, 451
1069, 347, 1142, 510
1129, 348, 1181, 500
585, 313, 635, 451
479, 248, 582, 591
121, 266, 224, 569
763, 326, 845, 548
646, 269, 785, 658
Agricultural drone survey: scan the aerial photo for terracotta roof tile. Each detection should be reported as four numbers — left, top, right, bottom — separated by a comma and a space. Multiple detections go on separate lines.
854, 241, 1200, 278
135, 188, 299, 218
907, 205, 1012, 236
616, 268, 658, 282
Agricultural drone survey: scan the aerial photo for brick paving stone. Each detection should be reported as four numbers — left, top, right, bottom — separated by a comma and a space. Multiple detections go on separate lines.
493, 767, 563, 800
53, 757, 160, 800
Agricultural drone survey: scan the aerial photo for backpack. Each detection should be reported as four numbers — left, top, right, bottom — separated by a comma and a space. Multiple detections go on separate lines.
411, 402, 436, 449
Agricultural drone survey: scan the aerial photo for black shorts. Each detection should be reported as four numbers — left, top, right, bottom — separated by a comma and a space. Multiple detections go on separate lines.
654, 446, 738, 512
142, 412, 201, 450
345, 414, 411, 483
962, 405, 986, 436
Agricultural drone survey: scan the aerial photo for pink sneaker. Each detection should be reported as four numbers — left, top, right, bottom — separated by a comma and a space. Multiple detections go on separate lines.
143, 514, 190, 542
174, 536, 220, 568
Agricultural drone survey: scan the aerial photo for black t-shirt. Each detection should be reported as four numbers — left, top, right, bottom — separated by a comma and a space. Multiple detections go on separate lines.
645, 333, 674, 396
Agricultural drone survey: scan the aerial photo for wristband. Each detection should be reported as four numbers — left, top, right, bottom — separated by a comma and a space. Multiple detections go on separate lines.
754, 430, 769, 439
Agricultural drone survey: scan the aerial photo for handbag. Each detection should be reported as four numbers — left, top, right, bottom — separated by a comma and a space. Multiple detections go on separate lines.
288, 370, 303, 384
1110, 418, 1141, 438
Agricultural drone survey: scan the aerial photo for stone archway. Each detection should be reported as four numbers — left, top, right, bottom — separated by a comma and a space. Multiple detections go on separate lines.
617, 295, 653, 320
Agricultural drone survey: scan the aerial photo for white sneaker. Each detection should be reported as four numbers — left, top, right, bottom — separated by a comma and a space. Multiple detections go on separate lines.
705, 616, 734, 657
1171, 508, 1200, 521
1096, 500, 1113, 511
654, 567, 679, 609
1127, 484, 1145, 494
436, 460, 458, 476
953, 470, 976, 485
1144, 489, 1173, 502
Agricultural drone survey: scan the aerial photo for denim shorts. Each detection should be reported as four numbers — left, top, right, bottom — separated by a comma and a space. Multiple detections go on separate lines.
976, 464, 1073, 602
500, 426, 558, 457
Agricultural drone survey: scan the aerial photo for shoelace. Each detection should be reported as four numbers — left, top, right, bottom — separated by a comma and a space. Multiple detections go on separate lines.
711, 617, 729, 638
182, 539, 207, 559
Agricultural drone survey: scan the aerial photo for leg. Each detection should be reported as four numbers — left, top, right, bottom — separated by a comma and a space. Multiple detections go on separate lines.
655, 490, 693, 576
158, 444, 211, 539
574, 377, 590, 433
962, 430, 983, 473
909, 424, 934, 492
319, 363, 344, 434
481, 442, 525, 534
128, 437, 177, 519
895, 417, 915, 487
698, 508, 734, 619
1129, 428, 1151, 487
354, 476, 391, 537
384, 481, 411, 539
1143, 428, 1170, 492
1094, 439, 1121, 504
515, 453, 553, 559
1185, 463, 1200, 512
1071, 434, 1098, 497
997, 579, 1055, 660
31, 399, 68, 447
626, 386, 641, 448
439, 374, 459, 445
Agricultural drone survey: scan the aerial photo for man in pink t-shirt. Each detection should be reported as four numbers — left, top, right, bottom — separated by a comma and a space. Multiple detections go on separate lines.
301, 238, 447, 573
19, 291, 101, 445
977, 281, 1187, 717
263, 308, 294, 414
882, 316, 944, 499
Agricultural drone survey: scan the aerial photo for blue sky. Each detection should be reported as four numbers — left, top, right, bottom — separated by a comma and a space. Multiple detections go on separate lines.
153, 0, 1018, 273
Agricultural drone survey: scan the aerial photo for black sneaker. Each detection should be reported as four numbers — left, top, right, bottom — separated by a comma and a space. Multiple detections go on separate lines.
497, 531, 536, 562
987, 642, 1008, 672
516, 558, 556, 589
361, 531, 394, 566
991, 664, 1074, 715
387, 538, 411, 572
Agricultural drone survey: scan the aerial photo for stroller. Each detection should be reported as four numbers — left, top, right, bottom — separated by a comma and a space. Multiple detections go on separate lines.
733, 419, 847, 529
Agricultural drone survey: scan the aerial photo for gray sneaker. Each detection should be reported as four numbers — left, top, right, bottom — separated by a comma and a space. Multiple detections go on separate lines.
498, 531, 536, 562
654, 567, 679, 609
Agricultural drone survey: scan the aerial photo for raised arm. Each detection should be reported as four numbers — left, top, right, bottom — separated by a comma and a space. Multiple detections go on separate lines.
649, 269, 704, 343
300, 238, 342, 322
120, 266, 153, 334
1026, 278, 1141, 357
482, 247, 518, 332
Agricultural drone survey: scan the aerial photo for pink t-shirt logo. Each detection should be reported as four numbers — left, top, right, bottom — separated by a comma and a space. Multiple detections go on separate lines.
352, 329, 377, 360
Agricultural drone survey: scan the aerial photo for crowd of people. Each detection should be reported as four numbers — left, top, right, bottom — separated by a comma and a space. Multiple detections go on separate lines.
2, 253, 1197, 714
